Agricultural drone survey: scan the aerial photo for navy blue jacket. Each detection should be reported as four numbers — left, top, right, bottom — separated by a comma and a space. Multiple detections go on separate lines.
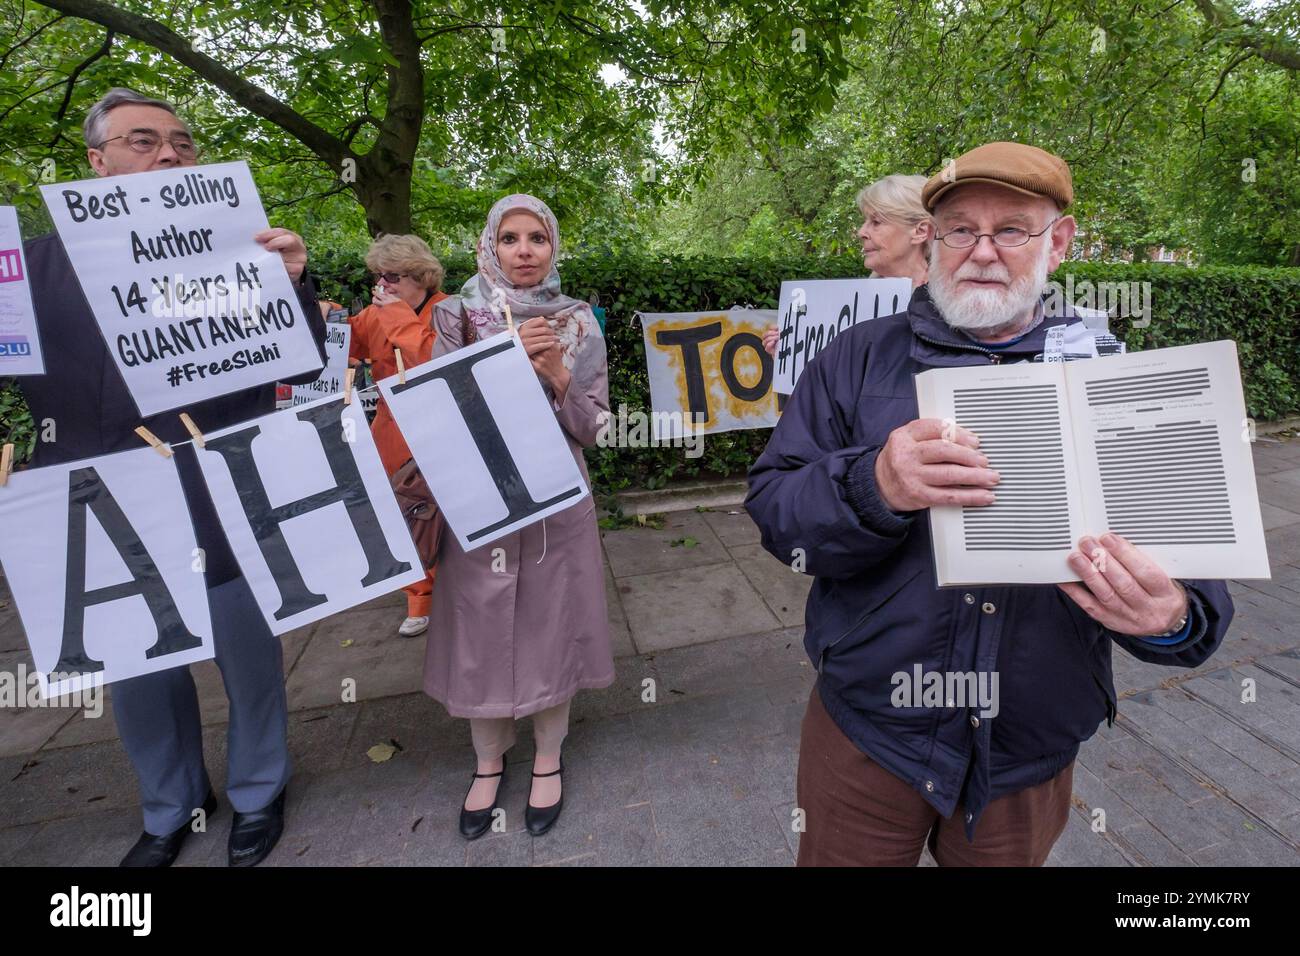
745, 285, 1233, 837
19, 232, 328, 588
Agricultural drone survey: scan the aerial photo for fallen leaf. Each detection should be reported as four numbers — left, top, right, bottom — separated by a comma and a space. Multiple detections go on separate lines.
367, 743, 397, 763
340, 639, 354, 648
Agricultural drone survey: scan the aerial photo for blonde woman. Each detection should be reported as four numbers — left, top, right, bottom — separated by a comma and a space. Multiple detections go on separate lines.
764, 173, 932, 355
347, 234, 447, 636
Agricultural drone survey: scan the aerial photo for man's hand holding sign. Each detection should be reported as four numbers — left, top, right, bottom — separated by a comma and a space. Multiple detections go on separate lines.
254, 227, 308, 283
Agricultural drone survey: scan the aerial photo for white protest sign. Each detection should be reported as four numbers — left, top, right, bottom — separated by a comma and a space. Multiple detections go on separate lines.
1044, 322, 1127, 363
0, 206, 45, 375
193, 392, 423, 635
639, 309, 779, 439
773, 277, 911, 393
292, 321, 351, 406
379, 331, 589, 552
39, 161, 323, 415
0, 446, 214, 696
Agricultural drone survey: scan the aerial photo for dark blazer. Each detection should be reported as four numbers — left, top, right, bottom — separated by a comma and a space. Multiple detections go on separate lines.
19, 231, 328, 586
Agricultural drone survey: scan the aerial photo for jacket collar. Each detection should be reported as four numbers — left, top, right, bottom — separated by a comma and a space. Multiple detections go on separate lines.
907, 283, 1079, 367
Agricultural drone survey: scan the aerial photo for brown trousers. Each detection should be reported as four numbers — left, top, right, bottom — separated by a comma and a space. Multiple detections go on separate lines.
796, 685, 1074, 866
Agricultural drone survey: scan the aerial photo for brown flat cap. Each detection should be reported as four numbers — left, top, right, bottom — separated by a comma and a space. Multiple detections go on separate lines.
922, 142, 1073, 211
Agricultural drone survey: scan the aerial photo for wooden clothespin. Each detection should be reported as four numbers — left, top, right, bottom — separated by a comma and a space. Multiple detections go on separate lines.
134, 426, 173, 458
394, 347, 406, 385
0, 443, 13, 488
343, 367, 356, 406
504, 302, 515, 334
179, 413, 206, 449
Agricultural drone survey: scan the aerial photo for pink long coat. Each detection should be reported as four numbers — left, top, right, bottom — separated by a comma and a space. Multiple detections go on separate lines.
422, 298, 615, 718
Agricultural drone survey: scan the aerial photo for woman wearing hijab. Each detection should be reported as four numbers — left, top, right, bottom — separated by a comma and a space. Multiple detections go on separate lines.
425, 194, 614, 839
763, 173, 932, 355
348, 234, 448, 637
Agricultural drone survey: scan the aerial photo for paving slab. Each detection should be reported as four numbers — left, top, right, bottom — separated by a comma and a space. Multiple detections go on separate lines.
729, 542, 813, 628
615, 562, 779, 652
600, 511, 730, 579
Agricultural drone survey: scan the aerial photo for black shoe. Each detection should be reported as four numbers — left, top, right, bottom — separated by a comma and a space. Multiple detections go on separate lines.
459, 755, 507, 840
119, 789, 218, 867
525, 760, 564, 836
227, 788, 287, 867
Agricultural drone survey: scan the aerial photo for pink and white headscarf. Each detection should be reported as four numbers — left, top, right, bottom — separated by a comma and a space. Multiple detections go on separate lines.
460, 193, 599, 368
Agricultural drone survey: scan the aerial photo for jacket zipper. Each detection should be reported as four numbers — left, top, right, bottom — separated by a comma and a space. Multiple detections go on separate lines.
914, 332, 1003, 364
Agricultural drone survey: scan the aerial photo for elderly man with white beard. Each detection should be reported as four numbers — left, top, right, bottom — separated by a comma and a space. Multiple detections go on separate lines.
745, 142, 1234, 866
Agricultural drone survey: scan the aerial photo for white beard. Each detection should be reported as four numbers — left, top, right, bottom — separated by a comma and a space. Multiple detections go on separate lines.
928, 237, 1051, 334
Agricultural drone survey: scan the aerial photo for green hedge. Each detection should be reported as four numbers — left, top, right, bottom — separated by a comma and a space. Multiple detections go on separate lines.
5, 255, 1299, 495
309, 252, 1300, 493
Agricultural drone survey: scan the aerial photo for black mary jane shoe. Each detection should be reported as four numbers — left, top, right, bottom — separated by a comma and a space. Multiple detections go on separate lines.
228, 788, 287, 868
459, 756, 508, 840
525, 760, 564, 836
120, 789, 219, 868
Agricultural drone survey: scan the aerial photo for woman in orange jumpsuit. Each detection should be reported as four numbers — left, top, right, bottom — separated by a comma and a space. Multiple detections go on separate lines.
348, 234, 447, 637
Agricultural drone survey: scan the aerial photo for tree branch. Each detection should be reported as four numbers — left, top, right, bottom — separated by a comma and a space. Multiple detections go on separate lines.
54, 27, 113, 123
1192, 0, 1300, 72
34, 0, 350, 166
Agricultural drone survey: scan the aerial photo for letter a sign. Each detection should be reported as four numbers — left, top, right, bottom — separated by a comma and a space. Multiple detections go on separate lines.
0, 447, 214, 696
379, 331, 589, 551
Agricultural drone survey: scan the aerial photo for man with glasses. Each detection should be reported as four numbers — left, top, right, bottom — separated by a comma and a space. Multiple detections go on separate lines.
19, 87, 328, 867
746, 142, 1234, 865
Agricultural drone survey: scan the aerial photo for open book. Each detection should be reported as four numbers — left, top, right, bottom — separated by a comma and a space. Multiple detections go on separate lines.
914, 340, 1271, 586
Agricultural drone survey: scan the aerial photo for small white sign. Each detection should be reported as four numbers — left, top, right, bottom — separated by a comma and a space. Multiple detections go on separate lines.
0, 206, 44, 375
292, 321, 350, 406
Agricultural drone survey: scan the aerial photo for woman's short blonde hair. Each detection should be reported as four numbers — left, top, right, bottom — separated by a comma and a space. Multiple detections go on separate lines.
855, 174, 930, 226
364, 234, 444, 292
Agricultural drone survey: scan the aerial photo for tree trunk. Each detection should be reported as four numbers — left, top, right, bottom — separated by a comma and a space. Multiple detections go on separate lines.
354, 155, 413, 236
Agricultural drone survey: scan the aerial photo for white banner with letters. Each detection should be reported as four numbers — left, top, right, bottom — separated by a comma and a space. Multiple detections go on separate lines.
0, 446, 214, 696
379, 331, 589, 552
773, 277, 911, 393
193, 393, 423, 635
639, 309, 779, 439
